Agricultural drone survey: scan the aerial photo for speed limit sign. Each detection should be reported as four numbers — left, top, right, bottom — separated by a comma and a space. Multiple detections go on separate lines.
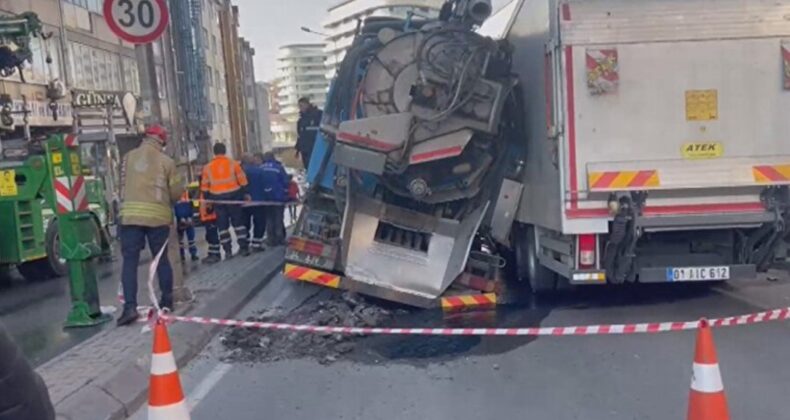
103, 0, 169, 44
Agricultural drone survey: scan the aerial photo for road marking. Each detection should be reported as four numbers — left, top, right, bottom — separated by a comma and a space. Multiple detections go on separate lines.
187, 362, 233, 411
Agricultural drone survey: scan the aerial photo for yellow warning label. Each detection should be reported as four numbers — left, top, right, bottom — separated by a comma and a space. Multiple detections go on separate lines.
685, 90, 718, 121
682, 142, 723, 159
51, 152, 62, 164
0, 170, 17, 197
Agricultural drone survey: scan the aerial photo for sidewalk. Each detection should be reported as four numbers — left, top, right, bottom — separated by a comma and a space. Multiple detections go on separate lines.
38, 247, 285, 420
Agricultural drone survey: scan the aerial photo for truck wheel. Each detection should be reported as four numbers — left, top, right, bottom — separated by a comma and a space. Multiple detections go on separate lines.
17, 259, 55, 281
45, 220, 68, 278
514, 224, 557, 293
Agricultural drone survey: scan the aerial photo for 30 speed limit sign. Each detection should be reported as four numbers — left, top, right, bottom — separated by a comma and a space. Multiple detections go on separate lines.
103, 0, 169, 44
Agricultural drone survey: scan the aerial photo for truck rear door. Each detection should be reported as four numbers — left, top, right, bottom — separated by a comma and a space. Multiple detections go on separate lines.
559, 0, 790, 228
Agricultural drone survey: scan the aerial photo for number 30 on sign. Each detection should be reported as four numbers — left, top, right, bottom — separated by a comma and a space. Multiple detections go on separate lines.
103, 0, 169, 44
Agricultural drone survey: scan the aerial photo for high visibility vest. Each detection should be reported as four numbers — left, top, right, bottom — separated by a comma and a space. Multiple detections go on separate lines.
200, 156, 248, 195
199, 192, 217, 223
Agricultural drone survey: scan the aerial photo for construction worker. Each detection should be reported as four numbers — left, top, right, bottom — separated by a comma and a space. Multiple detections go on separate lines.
200, 143, 251, 258
295, 97, 323, 170
261, 152, 289, 246
117, 125, 184, 326
175, 190, 199, 262
199, 189, 221, 264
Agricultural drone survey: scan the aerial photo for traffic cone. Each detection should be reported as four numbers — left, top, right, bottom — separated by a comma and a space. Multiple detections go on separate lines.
148, 320, 191, 420
687, 319, 729, 420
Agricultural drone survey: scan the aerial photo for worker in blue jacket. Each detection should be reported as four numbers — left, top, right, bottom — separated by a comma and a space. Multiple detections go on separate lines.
261, 152, 289, 246
245, 153, 268, 251
174, 191, 199, 261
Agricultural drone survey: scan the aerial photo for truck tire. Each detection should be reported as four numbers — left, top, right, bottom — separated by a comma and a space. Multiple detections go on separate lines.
44, 220, 68, 278
514, 224, 557, 293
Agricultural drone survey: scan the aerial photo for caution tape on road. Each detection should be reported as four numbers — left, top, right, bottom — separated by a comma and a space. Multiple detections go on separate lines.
157, 307, 790, 337
199, 199, 301, 207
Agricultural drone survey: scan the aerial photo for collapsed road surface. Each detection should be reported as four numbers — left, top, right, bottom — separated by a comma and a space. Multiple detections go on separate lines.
130, 270, 790, 420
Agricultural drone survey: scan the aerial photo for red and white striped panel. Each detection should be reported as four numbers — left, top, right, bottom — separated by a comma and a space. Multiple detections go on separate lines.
72, 175, 89, 212
64, 134, 79, 148
54, 177, 73, 214
53, 176, 88, 214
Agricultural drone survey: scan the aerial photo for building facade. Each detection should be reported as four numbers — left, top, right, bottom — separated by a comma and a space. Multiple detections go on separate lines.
239, 38, 259, 153
203, 0, 232, 155
323, 0, 443, 77
218, 1, 246, 158
271, 44, 328, 148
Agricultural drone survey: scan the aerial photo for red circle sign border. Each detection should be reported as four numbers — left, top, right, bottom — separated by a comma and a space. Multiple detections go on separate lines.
103, 0, 170, 44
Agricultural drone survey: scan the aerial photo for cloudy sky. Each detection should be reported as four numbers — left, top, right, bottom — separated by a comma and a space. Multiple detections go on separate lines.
233, 0, 513, 82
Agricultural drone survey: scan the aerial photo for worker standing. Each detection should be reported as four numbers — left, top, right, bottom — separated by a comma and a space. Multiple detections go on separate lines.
117, 125, 184, 326
261, 152, 289, 246
201, 143, 251, 258
295, 97, 323, 170
199, 189, 221, 264
245, 153, 268, 251
175, 191, 199, 262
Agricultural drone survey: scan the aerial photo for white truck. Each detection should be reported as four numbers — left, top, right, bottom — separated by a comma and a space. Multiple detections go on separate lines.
286, 0, 790, 306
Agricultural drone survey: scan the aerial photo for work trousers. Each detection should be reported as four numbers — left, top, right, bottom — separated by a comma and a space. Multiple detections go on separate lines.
204, 222, 220, 258
248, 206, 267, 250
177, 221, 197, 259
120, 225, 172, 310
265, 205, 286, 246
215, 203, 248, 254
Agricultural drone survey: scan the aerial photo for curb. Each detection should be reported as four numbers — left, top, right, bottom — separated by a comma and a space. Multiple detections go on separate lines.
53, 249, 284, 420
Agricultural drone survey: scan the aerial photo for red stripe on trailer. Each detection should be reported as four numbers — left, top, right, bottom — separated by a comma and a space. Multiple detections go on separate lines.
590, 171, 619, 189
566, 202, 766, 219
337, 132, 399, 152
564, 46, 578, 208
753, 165, 787, 182
65, 134, 78, 148
561, 3, 571, 20
410, 145, 463, 163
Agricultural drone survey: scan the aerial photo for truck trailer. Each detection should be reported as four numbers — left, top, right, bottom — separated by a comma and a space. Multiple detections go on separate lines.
286, 0, 790, 307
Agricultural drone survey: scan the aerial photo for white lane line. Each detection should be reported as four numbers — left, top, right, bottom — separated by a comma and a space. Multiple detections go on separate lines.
187, 362, 234, 411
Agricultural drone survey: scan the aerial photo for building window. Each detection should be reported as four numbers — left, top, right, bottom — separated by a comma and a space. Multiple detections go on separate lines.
122, 57, 140, 94
215, 70, 221, 90
202, 28, 209, 45
65, 0, 102, 14
212, 35, 217, 54
68, 42, 123, 91
206, 66, 213, 86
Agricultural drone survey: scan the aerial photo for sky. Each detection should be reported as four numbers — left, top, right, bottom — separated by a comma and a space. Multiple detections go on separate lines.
233, 0, 514, 82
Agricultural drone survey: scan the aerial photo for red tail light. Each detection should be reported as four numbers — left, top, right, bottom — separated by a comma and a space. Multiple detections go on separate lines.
578, 234, 596, 268
288, 237, 325, 256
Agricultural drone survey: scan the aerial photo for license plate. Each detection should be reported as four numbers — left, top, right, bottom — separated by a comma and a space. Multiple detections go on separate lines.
666, 266, 730, 282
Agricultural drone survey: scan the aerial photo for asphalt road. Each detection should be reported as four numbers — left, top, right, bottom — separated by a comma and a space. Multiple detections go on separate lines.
129, 270, 790, 420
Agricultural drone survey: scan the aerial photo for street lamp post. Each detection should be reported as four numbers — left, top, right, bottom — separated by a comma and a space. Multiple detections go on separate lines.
300, 26, 339, 71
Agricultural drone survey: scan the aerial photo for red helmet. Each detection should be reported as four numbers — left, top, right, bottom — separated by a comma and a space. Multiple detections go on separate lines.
145, 124, 168, 143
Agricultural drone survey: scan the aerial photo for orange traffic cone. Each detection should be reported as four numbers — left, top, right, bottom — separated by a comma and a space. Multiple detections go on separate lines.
687, 319, 730, 420
148, 320, 191, 420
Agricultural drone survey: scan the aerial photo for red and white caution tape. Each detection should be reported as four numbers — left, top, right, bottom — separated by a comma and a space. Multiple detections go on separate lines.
160, 307, 790, 337
199, 199, 301, 207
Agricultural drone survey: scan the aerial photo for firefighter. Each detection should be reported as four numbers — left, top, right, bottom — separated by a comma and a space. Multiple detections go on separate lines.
200, 143, 251, 258
117, 125, 184, 326
175, 190, 199, 261
199, 189, 221, 264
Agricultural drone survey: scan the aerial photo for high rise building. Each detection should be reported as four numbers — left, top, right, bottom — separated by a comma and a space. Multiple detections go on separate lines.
254, 82, 273, 152
271, 44, 328, 148
322, 0, 444, 77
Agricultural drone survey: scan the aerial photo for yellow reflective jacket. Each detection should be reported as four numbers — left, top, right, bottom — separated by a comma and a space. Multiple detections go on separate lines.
120, 137, 184, 227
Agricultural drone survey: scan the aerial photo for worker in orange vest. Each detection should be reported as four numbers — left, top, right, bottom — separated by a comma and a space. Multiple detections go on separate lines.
200, 143, 250, 258
198, 188, 221, 264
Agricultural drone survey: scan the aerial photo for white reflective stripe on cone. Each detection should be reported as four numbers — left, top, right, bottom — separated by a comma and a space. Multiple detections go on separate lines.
148, 400, 191, 420
691, 363, 724, 393
150, 353, 178, 376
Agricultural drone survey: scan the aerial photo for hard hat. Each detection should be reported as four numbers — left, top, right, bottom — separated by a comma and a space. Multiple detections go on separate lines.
145, 124, 168, 143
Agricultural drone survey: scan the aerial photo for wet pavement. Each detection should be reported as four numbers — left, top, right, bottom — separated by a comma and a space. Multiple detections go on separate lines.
0, 234, 208, 367
130, 272, 790, 419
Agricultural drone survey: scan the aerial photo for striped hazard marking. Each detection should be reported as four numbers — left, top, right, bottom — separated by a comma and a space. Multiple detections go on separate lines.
283, 263, 341, 288
753, 165, 790, 184
440, 293, 497, 312
588, 170, 659, 191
